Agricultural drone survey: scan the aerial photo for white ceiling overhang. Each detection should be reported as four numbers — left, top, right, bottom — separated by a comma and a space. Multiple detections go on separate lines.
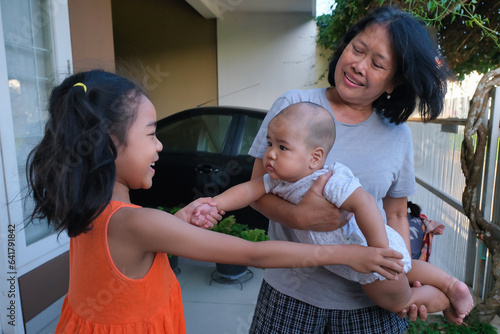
185, 0, 316, 19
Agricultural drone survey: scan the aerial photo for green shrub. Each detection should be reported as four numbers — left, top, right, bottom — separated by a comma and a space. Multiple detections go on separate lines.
211, 215, 269, 242
156, 208, 269, 242
157, 206, 181, 214
406, 316, 496, 334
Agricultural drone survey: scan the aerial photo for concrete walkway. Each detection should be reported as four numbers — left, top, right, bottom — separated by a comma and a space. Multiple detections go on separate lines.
39, 257, 500, 333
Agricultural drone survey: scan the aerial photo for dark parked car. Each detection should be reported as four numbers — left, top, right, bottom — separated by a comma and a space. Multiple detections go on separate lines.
130, 106, 269, 231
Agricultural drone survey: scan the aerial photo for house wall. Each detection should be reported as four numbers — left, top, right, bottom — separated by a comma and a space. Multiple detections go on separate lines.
111, 0, 218, 119
217, 12, 318, 110
315, 42, 331, 88
68, 0, 115, 72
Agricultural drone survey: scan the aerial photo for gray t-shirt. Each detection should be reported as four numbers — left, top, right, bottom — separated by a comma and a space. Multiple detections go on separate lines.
263, 163, 412, 285
248, 88, 417, 310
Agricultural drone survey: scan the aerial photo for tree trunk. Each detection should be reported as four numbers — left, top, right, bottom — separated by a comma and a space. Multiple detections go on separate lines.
468, 253, 500, 323
461, 68, 500, 324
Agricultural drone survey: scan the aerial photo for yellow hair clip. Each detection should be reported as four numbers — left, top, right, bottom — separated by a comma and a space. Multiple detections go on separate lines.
73, 82, 87, 93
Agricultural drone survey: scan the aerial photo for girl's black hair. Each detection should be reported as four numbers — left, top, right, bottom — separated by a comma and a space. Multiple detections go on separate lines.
27, 70, 145, 237
407, 201, 422, 218
328, 6, 451, 124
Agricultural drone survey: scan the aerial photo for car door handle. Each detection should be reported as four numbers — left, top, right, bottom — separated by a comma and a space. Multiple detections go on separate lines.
195, 165, 220, 174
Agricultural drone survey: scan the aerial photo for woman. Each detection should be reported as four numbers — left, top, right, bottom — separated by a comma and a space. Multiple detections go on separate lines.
247, 6, 450, 334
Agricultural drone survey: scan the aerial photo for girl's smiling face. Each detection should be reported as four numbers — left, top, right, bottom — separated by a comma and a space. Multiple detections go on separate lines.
334, 24, 398, 109
114, 95, 163, 191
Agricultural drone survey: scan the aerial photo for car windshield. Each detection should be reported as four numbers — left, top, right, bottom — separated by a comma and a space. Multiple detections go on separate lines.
239, 115, 263, 155
158, 114, 232, 153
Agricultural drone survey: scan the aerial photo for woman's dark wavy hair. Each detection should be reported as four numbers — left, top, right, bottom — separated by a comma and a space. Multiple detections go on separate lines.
328, 6, 451, 124
27, 70, 145, 237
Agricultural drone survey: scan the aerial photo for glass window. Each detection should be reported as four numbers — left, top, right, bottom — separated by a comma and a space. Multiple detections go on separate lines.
158, 114, 232, 153
2, 0, 56, 245
239, 115, 263, 155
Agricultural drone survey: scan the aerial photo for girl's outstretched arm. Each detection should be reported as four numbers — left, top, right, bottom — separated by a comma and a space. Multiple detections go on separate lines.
110, 207, 404, 280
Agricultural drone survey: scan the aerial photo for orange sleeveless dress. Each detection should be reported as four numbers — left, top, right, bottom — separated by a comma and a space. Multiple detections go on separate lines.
56, 201, 186, 333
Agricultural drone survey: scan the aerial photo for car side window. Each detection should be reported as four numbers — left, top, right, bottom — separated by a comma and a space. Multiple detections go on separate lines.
158, 114, 232, 153
239, 115, 263, 155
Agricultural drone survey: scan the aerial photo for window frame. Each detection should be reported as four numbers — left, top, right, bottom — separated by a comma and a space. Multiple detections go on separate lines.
0, 0, 73, 333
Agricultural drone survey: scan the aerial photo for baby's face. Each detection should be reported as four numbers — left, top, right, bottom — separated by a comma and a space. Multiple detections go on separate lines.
263, 116, 314, 183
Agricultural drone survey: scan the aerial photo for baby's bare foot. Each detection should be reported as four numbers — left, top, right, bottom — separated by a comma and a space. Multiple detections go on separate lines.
446, 280, 474, 317
443, 306, 464, 325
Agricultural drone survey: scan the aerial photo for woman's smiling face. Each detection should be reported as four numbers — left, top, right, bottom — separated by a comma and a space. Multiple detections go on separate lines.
334, 24, 398, 109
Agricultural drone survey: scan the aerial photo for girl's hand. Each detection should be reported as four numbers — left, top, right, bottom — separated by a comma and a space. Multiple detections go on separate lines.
294, 171, 352, 231
345, 245, 404, 281
175, 198, 222, 229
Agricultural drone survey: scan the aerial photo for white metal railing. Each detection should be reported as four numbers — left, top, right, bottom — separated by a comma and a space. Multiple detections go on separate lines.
407, 87, 499, 300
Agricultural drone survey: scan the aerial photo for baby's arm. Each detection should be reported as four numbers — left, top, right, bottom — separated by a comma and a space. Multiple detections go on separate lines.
341, 188, 389, 248
176, 197, 221, 228
191, 177, 267, 226
214, 176, 267, 211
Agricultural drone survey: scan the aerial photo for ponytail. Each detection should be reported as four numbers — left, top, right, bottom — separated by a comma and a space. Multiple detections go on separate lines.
27, 70, 144, 237
407, 201, 422, 218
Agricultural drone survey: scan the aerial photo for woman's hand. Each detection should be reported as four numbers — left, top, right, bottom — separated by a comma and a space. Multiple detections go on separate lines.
175, 197, 223, 229
294, 171, 352, 231
344, 244, 404, 280
398, 281, 428, 320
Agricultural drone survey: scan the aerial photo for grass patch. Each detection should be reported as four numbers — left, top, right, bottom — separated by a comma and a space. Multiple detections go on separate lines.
405, 315, 497, 334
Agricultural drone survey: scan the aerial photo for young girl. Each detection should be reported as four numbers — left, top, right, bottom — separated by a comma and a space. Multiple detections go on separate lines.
26, 70, 405, 333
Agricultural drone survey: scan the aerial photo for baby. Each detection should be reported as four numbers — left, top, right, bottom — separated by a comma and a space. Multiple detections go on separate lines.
192, 102, 473, 324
